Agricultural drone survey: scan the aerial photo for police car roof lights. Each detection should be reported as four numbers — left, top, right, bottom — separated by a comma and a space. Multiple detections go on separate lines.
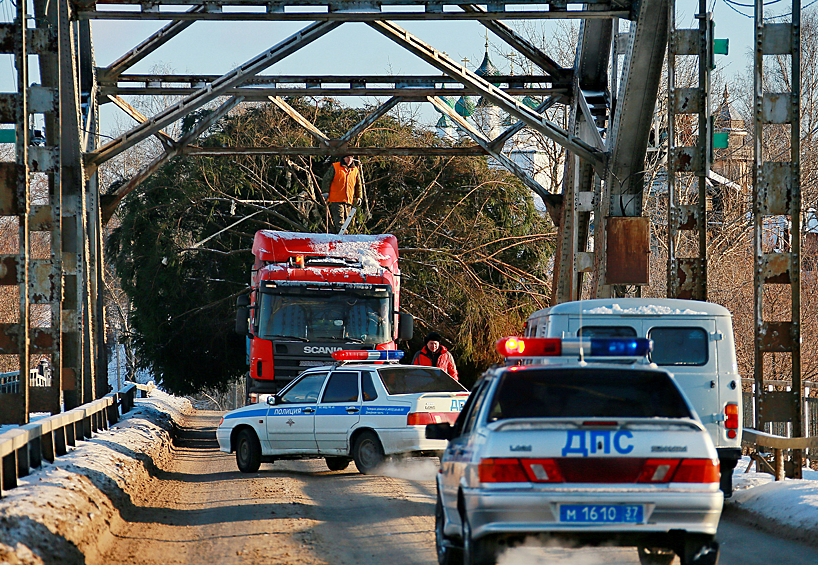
331, 350, 405, 362
496, 337, 652, 359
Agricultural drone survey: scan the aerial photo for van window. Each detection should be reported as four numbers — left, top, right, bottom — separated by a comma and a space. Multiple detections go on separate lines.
578, 326, 637, 338
649, 327, 709, 366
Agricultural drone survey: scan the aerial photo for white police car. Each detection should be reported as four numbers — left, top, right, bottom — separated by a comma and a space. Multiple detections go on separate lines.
427, 337, 723, 565
217, 350, 469, 474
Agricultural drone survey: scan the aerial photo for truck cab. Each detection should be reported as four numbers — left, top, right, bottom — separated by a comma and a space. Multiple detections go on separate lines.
237, 231, 413, 403
525, 298, 742, 496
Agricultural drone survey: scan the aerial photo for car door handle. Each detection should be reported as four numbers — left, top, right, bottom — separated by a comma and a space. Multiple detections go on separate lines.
346, 407, 360, 413
302, 408, 316, 414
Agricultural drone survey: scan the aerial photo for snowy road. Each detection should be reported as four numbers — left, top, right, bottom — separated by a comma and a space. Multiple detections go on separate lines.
97, 410, 818, 565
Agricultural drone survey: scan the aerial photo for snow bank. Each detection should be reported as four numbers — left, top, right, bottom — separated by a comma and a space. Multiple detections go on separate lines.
727, 456, 818, 546
0, 390, 190, 565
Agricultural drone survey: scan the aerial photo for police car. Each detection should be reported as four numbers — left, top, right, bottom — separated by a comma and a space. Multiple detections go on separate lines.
217, 350, 469, 474
427, 337, 723, 565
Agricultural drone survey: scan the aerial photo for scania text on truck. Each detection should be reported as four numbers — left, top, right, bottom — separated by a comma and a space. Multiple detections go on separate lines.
236, 231, 413, 403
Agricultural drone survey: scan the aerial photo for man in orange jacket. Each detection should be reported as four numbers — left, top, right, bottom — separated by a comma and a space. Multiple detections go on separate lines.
321, 155, 362, 233
412, 331, 458, 381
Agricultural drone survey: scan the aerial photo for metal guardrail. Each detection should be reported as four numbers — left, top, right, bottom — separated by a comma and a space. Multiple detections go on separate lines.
0, 382, 153, 497
0, 366, 52, 395
741, 428, 818, 481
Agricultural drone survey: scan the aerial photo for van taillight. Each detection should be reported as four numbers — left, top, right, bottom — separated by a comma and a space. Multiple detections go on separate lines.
725, 403, 739, 438
479, 458, 530, 483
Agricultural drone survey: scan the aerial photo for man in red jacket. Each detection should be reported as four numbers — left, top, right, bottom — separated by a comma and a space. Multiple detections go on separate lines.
412, 331, 458, 381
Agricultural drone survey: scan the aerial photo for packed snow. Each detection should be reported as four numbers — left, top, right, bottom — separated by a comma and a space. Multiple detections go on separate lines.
3, 390, 818, 563
582, 304, 710, 316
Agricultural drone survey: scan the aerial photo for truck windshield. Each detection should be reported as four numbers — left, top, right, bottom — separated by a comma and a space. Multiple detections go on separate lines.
257, 291, 391, 343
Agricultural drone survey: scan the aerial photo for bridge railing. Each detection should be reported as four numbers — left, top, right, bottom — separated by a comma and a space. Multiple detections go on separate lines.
0, 365, 52, 395
0, 383, 151, 497
741, 428, 818, 481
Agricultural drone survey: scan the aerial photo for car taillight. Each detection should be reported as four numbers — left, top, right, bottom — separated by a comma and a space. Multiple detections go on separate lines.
407, 412, 457, 425
520, 459, 564, 482
218, 417, 224, 427
725, 403, 739, 438
637, 459, 682, 483
479, 458, 530, 483
671, 458, 720, 483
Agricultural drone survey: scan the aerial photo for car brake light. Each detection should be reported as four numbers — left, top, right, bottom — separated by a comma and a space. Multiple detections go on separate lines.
479, 458, 530, 483
671, 459, 720, 483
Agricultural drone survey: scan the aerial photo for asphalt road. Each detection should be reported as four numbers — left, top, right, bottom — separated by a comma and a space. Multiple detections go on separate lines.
97, 410, 818, 565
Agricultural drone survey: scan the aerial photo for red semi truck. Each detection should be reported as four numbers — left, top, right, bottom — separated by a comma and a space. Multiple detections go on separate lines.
236, 231, 414, 403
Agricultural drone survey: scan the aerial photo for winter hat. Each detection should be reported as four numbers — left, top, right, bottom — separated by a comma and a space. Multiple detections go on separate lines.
424, 331, 443, 344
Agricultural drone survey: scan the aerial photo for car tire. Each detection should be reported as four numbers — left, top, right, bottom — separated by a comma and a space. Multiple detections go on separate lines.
462, 514, 497, 565
352, 431, 385, 475
637, 546, 676, 565
236, 429, 262, 473
436, 494, 463, 565
326, 457, 351, 471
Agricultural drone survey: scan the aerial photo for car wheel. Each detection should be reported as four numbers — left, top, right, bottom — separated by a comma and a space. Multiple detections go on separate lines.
352, 431, 385, 475
236, 429, 262, 473
326, 457, 351, 471
462, 514, 497, 565
436, 495, 463, 565
638, 546, 676, 565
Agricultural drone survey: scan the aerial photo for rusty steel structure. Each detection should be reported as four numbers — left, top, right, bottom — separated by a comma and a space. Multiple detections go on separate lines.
0, 0, 807, 460
752, 0, 804, 476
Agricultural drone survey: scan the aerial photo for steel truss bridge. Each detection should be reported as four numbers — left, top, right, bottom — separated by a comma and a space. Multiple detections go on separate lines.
0, 0, 807, 474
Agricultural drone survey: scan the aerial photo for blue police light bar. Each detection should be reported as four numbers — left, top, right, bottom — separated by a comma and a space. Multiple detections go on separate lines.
331, 350, 405, 362
497, 337, 652, 358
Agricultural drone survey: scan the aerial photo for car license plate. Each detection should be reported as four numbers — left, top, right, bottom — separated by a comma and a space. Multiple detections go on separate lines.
559, 504, 643, 524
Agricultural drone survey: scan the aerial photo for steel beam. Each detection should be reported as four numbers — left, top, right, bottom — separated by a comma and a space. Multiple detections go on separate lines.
593, 0, 668, 296
460, 4, 568, 80
666, 1, 712, 302
101, 97, 244, 223
98, 5, 206, 81
339, 97, 401, 144
100, 86, 563, 98
367, 19, 605, 174
428, 95, 561, 216
753, 0, 803, 477
86, 19, 342, 166
184, 146, 487, 157
267, 96, 330, 147
106, 95, 175, 148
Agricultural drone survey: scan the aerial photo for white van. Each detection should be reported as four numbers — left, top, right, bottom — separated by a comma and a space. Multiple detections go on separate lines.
525, 298, 742, 496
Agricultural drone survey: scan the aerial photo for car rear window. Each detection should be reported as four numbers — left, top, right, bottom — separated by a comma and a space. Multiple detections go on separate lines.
378, 367, 466, 395
487, 368, 692, 421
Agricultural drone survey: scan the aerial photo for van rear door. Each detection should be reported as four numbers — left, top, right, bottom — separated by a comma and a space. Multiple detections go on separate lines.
645, 320, 720, 445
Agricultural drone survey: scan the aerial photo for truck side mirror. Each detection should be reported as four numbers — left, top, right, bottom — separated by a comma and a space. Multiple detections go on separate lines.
236, 295, 251, 335
397, 312, 414, 341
